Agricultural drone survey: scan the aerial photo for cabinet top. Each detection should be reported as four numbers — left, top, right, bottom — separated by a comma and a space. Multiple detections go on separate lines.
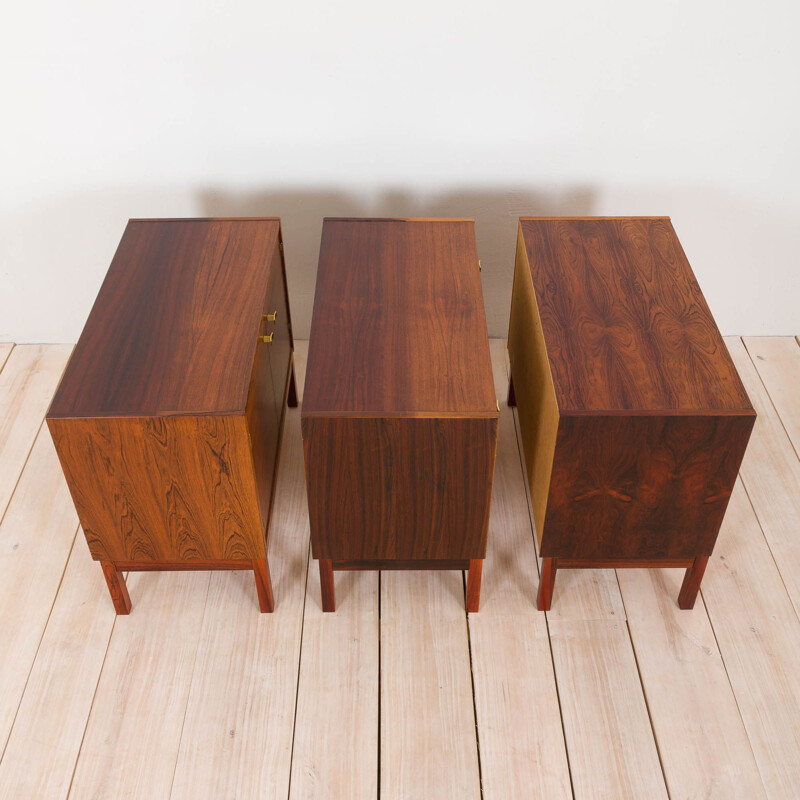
48, 218, 281, 418
518, 217, 753, 413
302, 218, 497, 417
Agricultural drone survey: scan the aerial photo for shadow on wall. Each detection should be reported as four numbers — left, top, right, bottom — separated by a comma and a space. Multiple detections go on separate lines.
198, 187, 597, 339
5, 183, 796, 343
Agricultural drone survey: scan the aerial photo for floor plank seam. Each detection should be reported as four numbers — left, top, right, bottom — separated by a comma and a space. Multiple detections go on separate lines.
737, 476, 800, 628
699, 587, 769, 796
617, 594, 672, 799
285, 537, 312, 800
735, 336, 800, 619
541, 608, 576, 799
0, 418, 47, 532
64, 581, 123, 799
377, 569, 381, 800
0, 343, 15, 375
742, 337, 800, 463
7, 339, 799, 798
167, 572, 214, 800
463, 571, 485, 800
508, 390, 577, 798
0, 523, 80, 766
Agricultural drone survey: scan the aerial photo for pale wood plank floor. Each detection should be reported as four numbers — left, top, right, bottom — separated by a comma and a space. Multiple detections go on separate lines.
0, 338, 799, 799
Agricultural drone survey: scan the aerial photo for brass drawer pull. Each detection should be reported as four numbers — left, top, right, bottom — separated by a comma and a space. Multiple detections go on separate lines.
259, 333, 274, 344
263, 311, 278, 322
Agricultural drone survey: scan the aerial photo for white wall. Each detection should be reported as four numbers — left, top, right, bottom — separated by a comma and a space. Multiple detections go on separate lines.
1, 0, 798, 342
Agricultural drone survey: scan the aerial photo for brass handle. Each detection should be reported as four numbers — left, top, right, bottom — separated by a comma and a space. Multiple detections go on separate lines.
259, 333, 274, 344
263, 311, 278, 322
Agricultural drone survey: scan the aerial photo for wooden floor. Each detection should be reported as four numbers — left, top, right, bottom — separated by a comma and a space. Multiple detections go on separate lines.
0, 337, 799, 799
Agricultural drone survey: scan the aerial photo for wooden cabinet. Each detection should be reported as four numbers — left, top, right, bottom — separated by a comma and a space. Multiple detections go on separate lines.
47, 218, 297, 614
507, 217, 755, 610
302, 218, 499, 612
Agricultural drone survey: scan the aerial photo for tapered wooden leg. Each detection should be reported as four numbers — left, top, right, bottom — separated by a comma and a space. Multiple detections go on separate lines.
678, 555, 708, 609
507, 373, 516, 407
253, 558, 274, 613
319, 559, 335, 612
287, 362, 298, 408
101, 561, 131, 615
466, 559, 483, 612
537, 557, 557, 611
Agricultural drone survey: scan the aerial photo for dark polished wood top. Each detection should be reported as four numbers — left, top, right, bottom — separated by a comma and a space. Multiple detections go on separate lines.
302, 218, 496, 417
519, 217, 753, 414
48, 218, 281, 418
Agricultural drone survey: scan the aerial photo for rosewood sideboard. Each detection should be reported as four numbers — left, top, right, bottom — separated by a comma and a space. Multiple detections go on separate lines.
302, 218, 499, 612
506, 217, 755, 610
47, 218, 297, 614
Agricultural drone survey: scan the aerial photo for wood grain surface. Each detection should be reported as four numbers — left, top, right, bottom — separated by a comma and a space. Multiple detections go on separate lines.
48, 218, 281, 417
519, 217, 752, 413
302, 218, 495, 417
302, 219, 497, 586
44, 217, 293, 613
543, 413, 754, 558
48, 415, 264, 562
246, 333, 280, 532
508, 218, 755, 583
303, 416, 497, 561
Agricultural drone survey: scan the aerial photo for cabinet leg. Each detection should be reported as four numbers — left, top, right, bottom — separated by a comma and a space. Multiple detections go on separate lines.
253, 559, 275, 613
466, 559, 483, 612
678, 555, 708, 609
287, 362, 298, 408
101, 561, 132, 615
319, 559, 335, 612
537, 557, 557, 611
507, 372, 516, 407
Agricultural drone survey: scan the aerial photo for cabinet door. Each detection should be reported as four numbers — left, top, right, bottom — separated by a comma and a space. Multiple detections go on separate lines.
246, 330, 280, 539
263, 245, 292, 411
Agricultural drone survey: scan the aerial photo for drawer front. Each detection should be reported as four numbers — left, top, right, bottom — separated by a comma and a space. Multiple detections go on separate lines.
262, 244, 292, 411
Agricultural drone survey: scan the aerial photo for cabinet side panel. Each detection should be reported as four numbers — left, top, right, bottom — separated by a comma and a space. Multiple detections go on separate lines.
543, 413, 755, 559
303, 416, 497, 561
507, 226, 560, 546
48, 416, 264, 561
